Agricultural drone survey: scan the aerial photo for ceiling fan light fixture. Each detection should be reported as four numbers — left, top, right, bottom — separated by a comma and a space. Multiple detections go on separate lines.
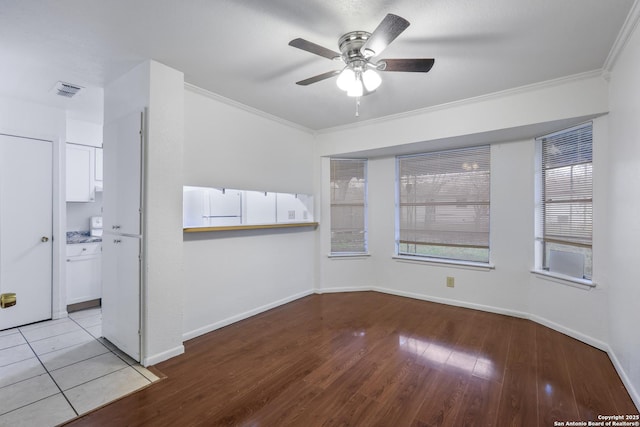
347, 76, 364, 97
362, 69, 382, 91
336, 68, 356, 91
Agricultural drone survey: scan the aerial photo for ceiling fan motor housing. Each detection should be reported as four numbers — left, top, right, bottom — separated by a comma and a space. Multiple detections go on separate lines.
338, 31, 372, 69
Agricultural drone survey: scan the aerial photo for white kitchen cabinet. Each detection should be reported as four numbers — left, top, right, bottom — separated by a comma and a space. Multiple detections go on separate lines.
95, 147, 103, 191
66, 243, 102, 305
66, 144, 95, 202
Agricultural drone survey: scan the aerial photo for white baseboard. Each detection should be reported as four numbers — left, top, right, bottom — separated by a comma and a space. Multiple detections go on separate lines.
182, 289, 315, 342
143, 345, 185, 367
528, 314, 608, 351
53, 310, 68, 320
314, 286, 372, 294
372, 286, 530, 320
606, 346, 640, 411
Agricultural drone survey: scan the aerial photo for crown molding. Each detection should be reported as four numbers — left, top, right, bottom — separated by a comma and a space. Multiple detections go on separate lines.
183, 82, 314, 135
316, 70, 605, 135
604, 0, 640, 71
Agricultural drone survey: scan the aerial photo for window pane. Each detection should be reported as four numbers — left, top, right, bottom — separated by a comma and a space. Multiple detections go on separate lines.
397, 145, 490, 263
537, 123, 593, 279
330, 159, 367, 253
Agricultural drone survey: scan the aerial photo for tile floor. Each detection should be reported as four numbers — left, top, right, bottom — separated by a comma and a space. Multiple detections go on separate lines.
0, 308, 160, 426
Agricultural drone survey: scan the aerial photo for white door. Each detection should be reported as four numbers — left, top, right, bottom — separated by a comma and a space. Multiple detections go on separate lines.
102, 111, 143, 362
102, 235, 140, 361
103, 112, 142, 236
0, 134, 52, 330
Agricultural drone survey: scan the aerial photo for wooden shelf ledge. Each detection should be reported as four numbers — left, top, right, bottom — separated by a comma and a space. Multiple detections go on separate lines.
183, 222, 319, 233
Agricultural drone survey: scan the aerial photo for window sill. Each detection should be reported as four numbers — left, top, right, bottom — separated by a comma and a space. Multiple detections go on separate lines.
531, 270, 596, 289
328, 253, 371, 259
392, 255, 495, 271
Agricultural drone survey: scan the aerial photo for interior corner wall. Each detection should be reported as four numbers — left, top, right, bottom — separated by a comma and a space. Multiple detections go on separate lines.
607, 20, 640, 408
144, 61, 185, 365
181, 87, 316, 341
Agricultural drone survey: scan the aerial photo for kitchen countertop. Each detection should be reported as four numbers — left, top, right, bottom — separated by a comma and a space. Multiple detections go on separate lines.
66, 231, 102, 244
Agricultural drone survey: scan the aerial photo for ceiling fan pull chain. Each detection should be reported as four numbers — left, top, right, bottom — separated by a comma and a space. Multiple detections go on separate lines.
355, 97, 361, 117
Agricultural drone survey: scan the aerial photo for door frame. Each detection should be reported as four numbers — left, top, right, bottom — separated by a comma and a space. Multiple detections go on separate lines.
0, 128, 67, 322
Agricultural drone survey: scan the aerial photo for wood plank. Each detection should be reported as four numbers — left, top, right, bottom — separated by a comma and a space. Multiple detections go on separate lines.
536, 323, 580, 425
366, 365, 437, 427
496, 318, 538, 426
561, 335, 621, 420
413, 369, 470, 426
472, 313, 514, 384
452, 376, 502, 427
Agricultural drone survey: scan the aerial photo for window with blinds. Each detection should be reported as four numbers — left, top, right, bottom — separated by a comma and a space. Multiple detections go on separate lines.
396, 146, 490, 263
537, 123, 593, 279
330, 158, 367, 254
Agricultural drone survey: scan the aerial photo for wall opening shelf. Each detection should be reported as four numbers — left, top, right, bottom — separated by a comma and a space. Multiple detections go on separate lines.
183, 222, 319, 233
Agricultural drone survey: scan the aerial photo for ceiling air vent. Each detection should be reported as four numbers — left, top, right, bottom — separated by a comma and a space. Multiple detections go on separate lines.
54, 81, 83, 98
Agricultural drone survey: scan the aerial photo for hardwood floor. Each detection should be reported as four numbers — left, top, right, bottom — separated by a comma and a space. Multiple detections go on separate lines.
65, 292, 638, 426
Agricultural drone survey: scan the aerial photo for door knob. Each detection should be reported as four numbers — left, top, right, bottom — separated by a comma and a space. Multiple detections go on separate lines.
41, 236, 49, 242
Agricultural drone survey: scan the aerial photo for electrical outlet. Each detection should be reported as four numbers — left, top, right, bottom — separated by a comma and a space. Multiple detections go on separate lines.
446, 276, 455, 288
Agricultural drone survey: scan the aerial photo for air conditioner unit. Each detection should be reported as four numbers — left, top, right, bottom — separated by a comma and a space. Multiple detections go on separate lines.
548, 250, 584, 278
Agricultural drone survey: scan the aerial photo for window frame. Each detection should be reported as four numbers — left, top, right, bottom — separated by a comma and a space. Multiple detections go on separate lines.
534, 122, 594, 284
329, 158, 368, 256
395, 145, 491, 265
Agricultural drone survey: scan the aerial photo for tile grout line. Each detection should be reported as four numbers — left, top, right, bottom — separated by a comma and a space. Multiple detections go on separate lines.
1, 310, 156, 422
68, 312, 155, 386
8, 312, 110, 419
15, 328, 79, 418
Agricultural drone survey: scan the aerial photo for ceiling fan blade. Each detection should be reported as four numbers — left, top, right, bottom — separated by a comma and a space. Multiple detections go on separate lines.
361, 14, 410, 57
378, 58, 435, 72
295, 70, 341, 86
289, 38, 341, 60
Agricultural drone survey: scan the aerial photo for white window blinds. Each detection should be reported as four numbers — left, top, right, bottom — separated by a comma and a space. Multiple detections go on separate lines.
397, 146, 490, 263
537, 123, 593, 279
330, 159, 367, 254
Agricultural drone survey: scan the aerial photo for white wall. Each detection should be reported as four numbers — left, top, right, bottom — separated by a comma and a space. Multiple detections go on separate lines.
318, 139, 534, 317
316, 73, 609, 156
607, 18, 640, 408
144, 61, 185, 365
66, 192, 102, 231
182, 87, 316, 340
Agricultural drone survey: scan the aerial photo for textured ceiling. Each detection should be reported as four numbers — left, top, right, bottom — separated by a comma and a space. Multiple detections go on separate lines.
0, 0, 634, 130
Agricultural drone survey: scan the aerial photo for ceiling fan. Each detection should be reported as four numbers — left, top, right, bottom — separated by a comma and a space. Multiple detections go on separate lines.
289, 14, 435, 98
